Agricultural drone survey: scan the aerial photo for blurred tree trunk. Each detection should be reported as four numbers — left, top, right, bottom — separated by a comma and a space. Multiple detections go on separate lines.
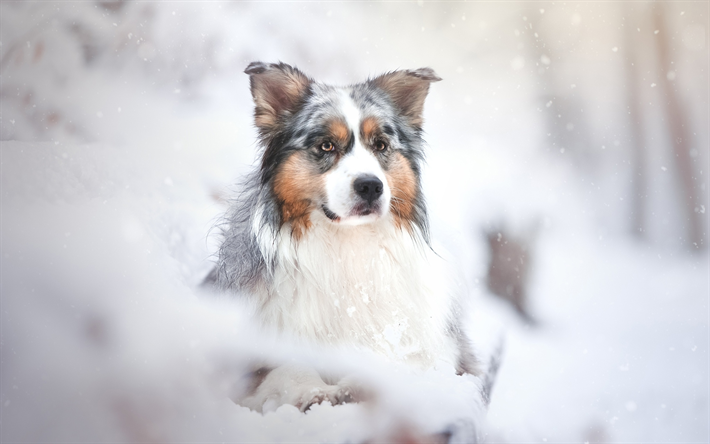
624, 8, 648, 239
653, 4, 704, 250
485, 229, 535, 325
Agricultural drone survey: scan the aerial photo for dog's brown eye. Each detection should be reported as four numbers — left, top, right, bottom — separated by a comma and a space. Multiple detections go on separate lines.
375, 140, 388, 151
321, 141, 335, 152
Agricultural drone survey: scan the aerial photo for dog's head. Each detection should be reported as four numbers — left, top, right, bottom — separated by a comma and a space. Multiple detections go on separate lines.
246, 61, 439, 240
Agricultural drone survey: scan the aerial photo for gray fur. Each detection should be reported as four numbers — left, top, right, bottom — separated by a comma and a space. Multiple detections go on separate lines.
212, 172, 275, 293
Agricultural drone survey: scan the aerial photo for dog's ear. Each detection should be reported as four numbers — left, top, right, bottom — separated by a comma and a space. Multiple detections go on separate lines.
372, 68, 441, 128
245, 62, 312, 133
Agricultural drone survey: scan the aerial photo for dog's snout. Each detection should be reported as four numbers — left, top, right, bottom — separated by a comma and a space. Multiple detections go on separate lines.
353, 175, 383, 204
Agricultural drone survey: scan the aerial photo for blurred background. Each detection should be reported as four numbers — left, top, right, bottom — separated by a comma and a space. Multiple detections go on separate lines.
1, 1, 708, 442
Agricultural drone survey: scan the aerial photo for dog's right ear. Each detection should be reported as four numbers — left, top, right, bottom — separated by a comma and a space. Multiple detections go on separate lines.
371, 68, 441, 129
245, 62, 312, 134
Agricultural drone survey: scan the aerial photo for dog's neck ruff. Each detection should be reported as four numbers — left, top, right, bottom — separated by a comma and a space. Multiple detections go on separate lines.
254, 211, 456, 369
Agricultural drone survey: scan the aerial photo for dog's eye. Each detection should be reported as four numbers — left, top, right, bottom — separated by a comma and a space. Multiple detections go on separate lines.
321, 141, 335, 152
375, 139, 388, 151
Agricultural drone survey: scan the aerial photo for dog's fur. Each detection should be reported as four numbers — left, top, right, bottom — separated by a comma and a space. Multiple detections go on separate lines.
207, 62, 479, 412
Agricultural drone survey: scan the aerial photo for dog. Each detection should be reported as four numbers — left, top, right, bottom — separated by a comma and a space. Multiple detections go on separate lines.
206, 61, 480, 412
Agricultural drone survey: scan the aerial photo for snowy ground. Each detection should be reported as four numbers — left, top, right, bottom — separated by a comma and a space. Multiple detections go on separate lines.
428, 131, 709, 442
1, 136, 491, 442
1, 2, 708, 442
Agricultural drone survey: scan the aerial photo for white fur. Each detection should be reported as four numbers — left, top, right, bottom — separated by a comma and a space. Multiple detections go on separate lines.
338, 89, 361, 133
323, 90, 392, 225
253, 210, 459, 370
251, 204, 278, 268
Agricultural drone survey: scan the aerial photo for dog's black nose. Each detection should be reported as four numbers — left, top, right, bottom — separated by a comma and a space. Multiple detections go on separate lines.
353, 175, 384, 204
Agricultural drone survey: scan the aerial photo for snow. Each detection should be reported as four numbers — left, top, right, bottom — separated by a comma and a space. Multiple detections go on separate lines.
2, 1, 708, 442
1, 141, 487, 442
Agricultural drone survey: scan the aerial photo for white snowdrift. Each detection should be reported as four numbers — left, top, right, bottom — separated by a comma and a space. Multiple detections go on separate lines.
1, 141, 488, 442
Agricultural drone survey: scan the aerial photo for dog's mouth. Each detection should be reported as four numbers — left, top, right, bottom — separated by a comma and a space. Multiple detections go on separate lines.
350, 201, 380, 217
322, 203, 383, 223
322, 205, 340, 222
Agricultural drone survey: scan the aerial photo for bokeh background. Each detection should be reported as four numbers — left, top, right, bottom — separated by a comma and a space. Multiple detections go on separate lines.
1, 1, 708, 442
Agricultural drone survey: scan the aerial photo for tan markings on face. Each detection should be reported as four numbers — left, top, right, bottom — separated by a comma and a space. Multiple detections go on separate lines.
360, 116, 379, 143
386, 152, 418, 232
273, 151, 323, 240
328, 119, 350, 147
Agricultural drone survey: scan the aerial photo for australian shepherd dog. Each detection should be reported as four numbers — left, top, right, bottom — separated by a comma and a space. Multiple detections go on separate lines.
207, 61, 479, 412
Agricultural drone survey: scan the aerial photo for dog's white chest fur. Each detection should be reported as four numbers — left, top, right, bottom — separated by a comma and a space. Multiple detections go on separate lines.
255, 213, 457, 368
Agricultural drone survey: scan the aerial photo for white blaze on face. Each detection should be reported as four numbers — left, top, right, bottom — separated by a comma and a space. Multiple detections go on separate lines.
324, 90, 391, 225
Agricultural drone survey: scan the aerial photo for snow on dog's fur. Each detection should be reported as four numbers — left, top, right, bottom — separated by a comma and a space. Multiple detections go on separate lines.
207, 62, 479, 412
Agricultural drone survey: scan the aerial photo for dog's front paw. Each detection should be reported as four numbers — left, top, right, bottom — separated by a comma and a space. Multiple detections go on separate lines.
239, 365, 365, 413
295, 386, 335, 412
296, 383, 366, 411
264, 381, 360, 412
297, 380, 371, 411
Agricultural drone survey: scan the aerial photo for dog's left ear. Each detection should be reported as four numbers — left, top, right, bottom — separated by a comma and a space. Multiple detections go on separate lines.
372, 68, 441, 128
245, 61, 312, 135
